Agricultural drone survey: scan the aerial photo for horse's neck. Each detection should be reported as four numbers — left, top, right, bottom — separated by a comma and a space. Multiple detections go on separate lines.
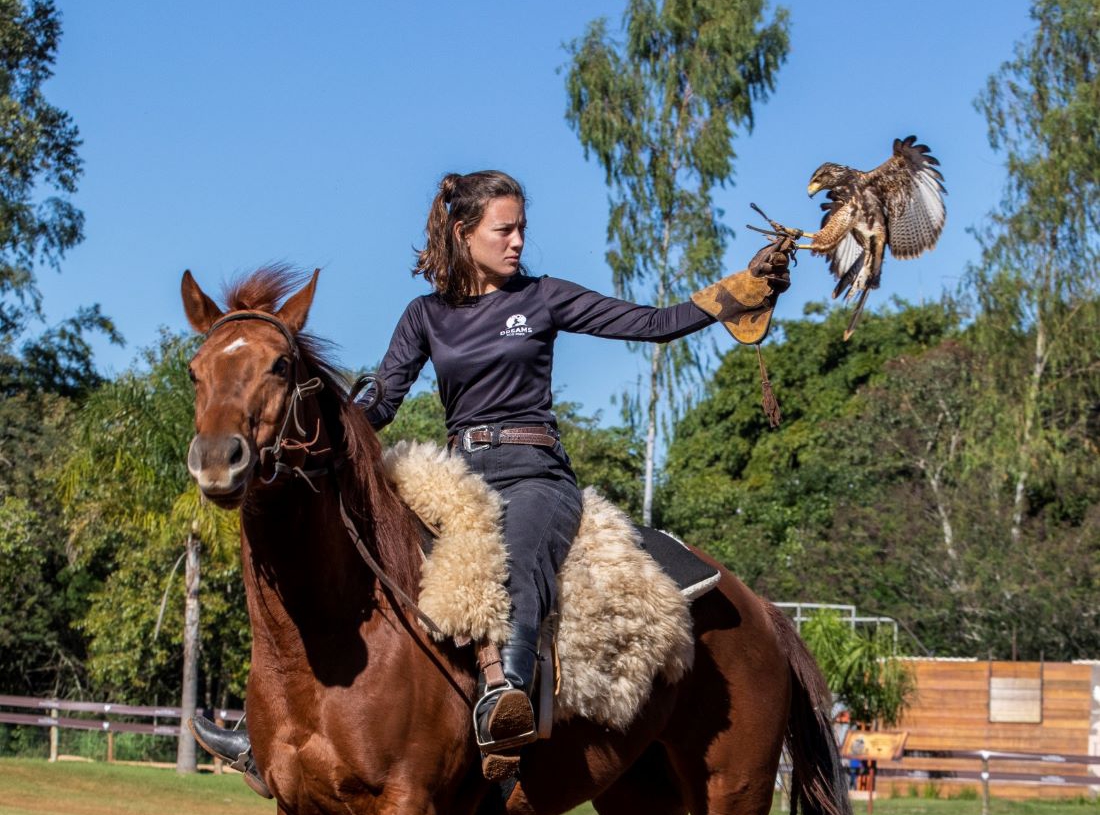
239, 482, 381, 638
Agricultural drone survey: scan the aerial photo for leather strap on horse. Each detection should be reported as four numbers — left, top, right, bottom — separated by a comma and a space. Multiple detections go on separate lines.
477, 641, 507, 689
337, 492, 445, 637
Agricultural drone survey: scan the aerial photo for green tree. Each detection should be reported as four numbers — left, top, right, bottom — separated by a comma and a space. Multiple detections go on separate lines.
660, 300, 956, 600
0, 0, 83, 336
0, 3, 123, 696
970, 0, 1100, 547
564, 0, 789, 524
57, 333, 247, 704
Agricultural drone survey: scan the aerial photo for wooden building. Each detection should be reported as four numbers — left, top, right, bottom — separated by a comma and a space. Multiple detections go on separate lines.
874, 658, 1100, 799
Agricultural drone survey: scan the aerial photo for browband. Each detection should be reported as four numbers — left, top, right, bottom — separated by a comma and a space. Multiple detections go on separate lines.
205, 311, 299, 359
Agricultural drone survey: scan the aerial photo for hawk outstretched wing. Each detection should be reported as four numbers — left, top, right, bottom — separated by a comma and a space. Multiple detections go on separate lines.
806, 135, 947, 339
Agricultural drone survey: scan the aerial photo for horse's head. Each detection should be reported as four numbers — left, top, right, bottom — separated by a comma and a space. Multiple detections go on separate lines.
181, 268, 320, 508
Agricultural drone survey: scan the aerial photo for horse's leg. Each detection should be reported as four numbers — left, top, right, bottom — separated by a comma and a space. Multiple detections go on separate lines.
661, 576, 790, 815
590, 743, 687, 815
504, 686, 678, 814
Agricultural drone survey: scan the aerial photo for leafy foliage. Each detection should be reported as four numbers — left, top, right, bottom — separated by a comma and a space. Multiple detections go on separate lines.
800, 610, 914, 728
0, 0, 83, 337
57, 333, 247, 703
0, 390, 92, 696
661, 291, 1100, 659
967, 0, 1100, 547
564, 0, 789, 522
659, 300, 956, 595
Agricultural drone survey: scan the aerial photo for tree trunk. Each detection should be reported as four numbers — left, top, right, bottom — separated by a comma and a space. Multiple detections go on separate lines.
176, 524, 201, 773
642, 343, 662, 526
1011, 310, 1048, 546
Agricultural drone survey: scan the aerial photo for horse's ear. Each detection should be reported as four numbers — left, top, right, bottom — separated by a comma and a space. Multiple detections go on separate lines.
277, 268, 319, 333
181, 270, 224, 333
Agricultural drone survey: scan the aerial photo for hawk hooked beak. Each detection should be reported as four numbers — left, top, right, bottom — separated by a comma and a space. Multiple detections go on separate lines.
807, 181, 822, 197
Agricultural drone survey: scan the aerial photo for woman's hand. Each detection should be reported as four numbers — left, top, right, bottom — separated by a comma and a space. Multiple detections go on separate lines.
691, 237, 794, 344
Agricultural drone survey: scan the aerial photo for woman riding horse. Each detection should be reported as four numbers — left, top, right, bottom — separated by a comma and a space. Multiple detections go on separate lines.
182, 173, 849, 813
185, 173, 821, 812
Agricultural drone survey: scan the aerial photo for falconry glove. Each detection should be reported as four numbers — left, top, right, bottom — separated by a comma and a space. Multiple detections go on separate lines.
691, 236, 794, 345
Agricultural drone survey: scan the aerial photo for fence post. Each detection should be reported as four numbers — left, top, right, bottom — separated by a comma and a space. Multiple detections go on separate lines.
213, 712, 226, 775
980, 754, 990, 815
107, 730, 115, 763
48, 708, 58, 762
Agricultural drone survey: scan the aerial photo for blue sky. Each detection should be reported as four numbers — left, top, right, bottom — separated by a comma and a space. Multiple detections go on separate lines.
39, 1, 1033, 422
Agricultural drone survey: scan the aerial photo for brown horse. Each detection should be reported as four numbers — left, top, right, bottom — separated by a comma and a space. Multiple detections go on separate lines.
181, 266, 851, 815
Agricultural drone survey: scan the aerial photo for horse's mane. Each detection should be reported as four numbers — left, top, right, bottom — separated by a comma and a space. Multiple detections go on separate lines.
223, 265, 422, 598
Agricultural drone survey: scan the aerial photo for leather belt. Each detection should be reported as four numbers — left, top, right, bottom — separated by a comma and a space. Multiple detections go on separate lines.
450, 425, 558, 453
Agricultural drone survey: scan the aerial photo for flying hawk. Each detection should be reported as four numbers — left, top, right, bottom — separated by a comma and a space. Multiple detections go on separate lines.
801, 135, 946, 339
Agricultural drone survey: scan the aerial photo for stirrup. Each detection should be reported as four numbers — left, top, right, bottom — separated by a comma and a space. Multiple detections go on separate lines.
473, 685, 537, 752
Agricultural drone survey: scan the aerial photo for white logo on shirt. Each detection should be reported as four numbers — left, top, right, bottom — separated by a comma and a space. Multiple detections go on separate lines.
500, 313, 533, 336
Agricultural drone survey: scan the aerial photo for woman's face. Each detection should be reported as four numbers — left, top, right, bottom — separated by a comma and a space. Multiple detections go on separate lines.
463, 195, 526, 294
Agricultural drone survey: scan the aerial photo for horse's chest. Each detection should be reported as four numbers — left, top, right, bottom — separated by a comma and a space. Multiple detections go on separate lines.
265, 732, 378, 813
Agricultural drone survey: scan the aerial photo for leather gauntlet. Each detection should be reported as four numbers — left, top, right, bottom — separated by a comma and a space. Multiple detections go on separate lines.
691, 237, 792, 345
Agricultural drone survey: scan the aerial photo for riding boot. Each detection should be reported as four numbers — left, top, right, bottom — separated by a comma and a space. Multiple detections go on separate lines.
188, 715, 273, 799
474, 624, 539, 779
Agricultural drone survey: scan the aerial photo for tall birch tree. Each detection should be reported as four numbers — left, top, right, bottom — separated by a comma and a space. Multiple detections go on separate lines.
564, 0, 788, 523
969, 0, 1100, 546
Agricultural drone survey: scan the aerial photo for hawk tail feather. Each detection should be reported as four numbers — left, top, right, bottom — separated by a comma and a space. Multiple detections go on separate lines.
843, 289, 870, 341
831, 251, 863, 300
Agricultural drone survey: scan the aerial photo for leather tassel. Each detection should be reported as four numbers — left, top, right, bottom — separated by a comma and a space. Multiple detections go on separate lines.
755, 344, 781, 428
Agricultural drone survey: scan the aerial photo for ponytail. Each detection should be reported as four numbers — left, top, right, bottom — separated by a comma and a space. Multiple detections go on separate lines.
412, 170, 526, 304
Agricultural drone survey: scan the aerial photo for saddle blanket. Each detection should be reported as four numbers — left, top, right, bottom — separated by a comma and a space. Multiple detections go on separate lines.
383, 440, 717, 730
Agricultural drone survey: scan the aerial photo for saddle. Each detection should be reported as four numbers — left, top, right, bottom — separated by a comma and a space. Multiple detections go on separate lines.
383, 441, 720, 731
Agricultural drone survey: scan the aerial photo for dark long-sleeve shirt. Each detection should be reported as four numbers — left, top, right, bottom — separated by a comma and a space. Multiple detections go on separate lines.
366, 274, 715, 434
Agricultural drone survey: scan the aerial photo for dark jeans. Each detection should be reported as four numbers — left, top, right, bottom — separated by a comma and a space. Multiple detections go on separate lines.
456, 433, 583, 637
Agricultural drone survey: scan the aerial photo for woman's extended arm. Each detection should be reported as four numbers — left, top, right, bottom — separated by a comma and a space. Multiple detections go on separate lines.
543, 277, 715, 341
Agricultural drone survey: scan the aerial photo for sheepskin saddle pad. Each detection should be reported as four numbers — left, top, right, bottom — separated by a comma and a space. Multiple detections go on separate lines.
382, 440, 713, 731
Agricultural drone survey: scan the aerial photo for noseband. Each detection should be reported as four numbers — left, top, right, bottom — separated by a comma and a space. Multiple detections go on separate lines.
204, 311, 328, 488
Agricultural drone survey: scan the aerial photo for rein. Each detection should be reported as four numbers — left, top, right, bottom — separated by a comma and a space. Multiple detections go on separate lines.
202, 311, 444, 635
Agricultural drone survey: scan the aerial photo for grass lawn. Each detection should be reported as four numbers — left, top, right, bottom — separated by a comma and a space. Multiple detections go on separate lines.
1, 758, 1096, 815
0, 758, 270, 815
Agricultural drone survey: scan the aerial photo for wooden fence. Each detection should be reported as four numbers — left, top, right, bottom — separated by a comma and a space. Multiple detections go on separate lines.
0, 693, 243, 764
869, 658, 1100, 799
874, 748, 1100, 808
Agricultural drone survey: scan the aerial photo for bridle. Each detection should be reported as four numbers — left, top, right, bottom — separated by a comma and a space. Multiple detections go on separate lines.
205, 311, 329, 487
201, 310, 443, 636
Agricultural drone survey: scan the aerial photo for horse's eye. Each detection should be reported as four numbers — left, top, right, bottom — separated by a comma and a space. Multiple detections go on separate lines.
188, 366, 198, 384
272, 356, 289, 377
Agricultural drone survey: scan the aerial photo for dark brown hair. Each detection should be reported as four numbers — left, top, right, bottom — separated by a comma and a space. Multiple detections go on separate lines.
414, 170, 526, 303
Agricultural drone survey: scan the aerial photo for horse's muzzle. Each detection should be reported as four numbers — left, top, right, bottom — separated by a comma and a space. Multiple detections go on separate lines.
188, 433, 254, 506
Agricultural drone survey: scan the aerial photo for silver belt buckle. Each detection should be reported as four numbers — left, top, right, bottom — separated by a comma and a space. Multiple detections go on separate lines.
462, 424, 492, 453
